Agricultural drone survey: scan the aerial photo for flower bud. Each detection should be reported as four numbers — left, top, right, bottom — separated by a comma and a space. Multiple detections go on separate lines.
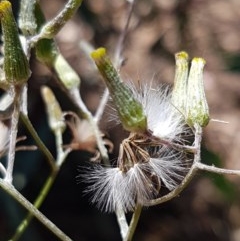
0, 1, 30, 84
91, 47, 147, 133
34, 2, 80, 90
172, 51, 189, 114
41, 86, 65, 133
186, 58, 209, 127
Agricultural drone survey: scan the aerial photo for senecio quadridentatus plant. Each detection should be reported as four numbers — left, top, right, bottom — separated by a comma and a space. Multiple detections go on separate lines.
0, 0, 240, 241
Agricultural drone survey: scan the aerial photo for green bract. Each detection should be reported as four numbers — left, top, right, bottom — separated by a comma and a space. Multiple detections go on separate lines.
91, 48, 147, 133
0, 0, 30, 85
186, 58, 209, 127
172, 51, 189, 114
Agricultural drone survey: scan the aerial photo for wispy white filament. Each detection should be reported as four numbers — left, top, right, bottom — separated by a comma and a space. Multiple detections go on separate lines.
81, 82, 192, 212
130, 83, 187, 141
83, 151, 188, 212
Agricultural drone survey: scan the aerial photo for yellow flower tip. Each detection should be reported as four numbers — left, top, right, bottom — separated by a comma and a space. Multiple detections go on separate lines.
175, 51, 189, 61
192, 57, 206, 66
0, 1, 11, 14
91, 47, 106, 60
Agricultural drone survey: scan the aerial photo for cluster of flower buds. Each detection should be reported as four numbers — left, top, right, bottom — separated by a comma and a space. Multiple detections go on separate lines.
83, 48, 209, 212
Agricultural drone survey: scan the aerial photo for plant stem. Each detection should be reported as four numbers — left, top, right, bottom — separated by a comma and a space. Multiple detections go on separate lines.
124, 204, 142, 241
196, 162, 240, 176
30, 0, 83, 44
115, 206, 129, 240
0, 179, 72, 241
69, 87, 109, 163
10, 171, 58, 241
94, 88, 109, 123
146, 126, 202, 206
114, 0, 135, 68
11, 118, 70, 241
4, 87, 21, 183
20, 112, 57, 172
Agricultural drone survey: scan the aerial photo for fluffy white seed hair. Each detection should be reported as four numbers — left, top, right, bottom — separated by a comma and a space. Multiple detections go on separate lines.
82, 150, 188, 213
108, 81, 188, 141
129, 82, 187, 141
81, 81, 191, 212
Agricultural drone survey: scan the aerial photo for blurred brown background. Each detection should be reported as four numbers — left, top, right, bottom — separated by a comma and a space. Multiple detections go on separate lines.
1, 0, 240, 240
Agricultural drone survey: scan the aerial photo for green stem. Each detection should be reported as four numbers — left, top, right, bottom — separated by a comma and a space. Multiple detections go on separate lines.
0, 179, 72, 241
31, 0, 83, 43
124, 204, 142, 241
20, 112, 57, 172
10, 171, 58, 241
11, 116, 70, 241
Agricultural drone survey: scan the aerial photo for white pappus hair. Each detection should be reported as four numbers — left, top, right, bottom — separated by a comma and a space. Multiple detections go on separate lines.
82, 149, 188, 213
81, 81, 192, 213
128, 82, 188, 141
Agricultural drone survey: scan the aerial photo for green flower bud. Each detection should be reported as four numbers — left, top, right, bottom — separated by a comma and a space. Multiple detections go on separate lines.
41, 86, 65, 133
172, 51, 189, 114
91, 47, 147, 133
0, 1, 30, 84
186, 58, 210, 127
34, 2, 80, 89
54, 54, 80, 89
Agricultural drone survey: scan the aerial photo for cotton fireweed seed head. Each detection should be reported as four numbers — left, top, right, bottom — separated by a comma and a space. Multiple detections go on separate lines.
81, 81, 192, 212
81, 50, 207, 213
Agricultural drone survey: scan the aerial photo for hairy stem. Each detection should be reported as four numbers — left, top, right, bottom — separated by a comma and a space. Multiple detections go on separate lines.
11, 117, 70, 241
0, 179, 72, 241
4, 87, 21, 183
10, 171, 58, 241
196, 162, 240, 176
30, 0, 83, 44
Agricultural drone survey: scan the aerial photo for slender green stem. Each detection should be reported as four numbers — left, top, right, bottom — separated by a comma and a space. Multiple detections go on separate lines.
20, 112, 57, 172
30, 0, 83, 44
10, 171, 58, 241
124, 204, 142, 241
0, 179, 72, 241
11, 117, 71, 241
69, 87, 109, 163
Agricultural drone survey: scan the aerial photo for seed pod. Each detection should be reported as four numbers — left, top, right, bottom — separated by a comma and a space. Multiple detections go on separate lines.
91, 47, 147, 133
172, 51, 189, 114
0, 1, 30, 84
186, 58, 210, 127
